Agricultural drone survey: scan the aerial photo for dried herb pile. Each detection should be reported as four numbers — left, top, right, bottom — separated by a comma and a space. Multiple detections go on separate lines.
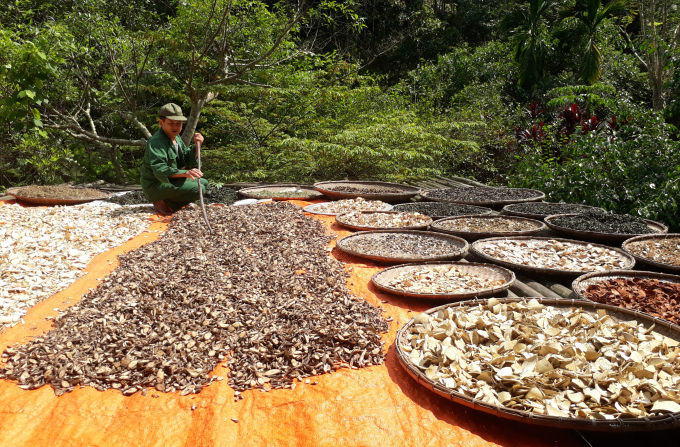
387, 265, 506, 294
12, 185, 109, 200
551, 211, 657, 235
339, 211, 431, 228
107, 191, 150, 205
247, 189, 320, 199
426, 187, 542, 203
625, 237, 680, 267
393, 202, 490, 218
585, 278, 680, 325
328, 185, 405, 194
342, 233, 461, 258
0, 202, 387, 396
201, 186, 239, 205
434, 217, 540, 233
504, 202, 604, 218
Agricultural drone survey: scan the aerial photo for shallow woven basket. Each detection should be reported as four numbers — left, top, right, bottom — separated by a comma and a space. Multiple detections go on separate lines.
336, 230, 469, 264
335, 211, 433, 232
501, 203, 606, 220
303, 202, 393, 216
6, 187, 110, 205
430, 215, 546, 241
313, 181, 420, 203
392, 203, 493, 220
420, 187, 545, 208
238, 184, 324, 201
544, 213, 668, 243
470, 236, 636, 277
372, 261, 515, 300
395, 297, 680, 432
572, 270, 680, 302
622, 234, 680, 274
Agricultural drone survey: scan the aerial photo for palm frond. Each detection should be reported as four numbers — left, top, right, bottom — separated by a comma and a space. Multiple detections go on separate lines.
580, 40, 602, 84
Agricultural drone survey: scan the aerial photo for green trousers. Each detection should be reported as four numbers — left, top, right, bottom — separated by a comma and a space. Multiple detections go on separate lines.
143, 177, 209, 211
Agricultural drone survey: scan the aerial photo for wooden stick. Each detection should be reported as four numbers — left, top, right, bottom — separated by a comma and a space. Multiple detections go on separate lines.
196, 140, 213, 234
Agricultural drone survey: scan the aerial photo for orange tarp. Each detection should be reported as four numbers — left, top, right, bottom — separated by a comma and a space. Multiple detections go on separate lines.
0, 199, 580, 446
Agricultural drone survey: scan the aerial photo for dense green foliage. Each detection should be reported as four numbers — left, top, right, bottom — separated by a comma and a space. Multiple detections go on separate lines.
0, 0, 678, 229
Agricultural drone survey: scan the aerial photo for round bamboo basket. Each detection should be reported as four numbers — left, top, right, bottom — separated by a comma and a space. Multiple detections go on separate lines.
335, 211, 433, 232
501, 202, 605, 220
544, 213, 668, 243
470, 236, 636, 277
238, 184, 324, 201
395, 297, 680, 431
372, 261, 514, 300
430, 215, 546, 241
313, 181, 420, 203
572, 270, 680, 301
336, 230, 468, 264
6, 187, 110, 205
392, 202, 493, 220
420, 187, 544, 207
622, 234, 680, 274
303, 202, 393, 216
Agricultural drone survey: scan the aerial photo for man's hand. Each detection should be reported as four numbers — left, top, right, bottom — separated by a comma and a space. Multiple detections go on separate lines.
194, 133, 204, 158
184, 168, 203, 180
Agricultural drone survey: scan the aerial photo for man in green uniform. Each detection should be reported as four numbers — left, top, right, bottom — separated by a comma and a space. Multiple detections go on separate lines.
141, 103, 208, 215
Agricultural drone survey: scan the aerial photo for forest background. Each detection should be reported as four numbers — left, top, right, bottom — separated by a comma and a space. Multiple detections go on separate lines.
0, 0, 679, 228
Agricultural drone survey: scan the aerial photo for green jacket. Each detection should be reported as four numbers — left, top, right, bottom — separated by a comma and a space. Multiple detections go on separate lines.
140, 130, 197, 191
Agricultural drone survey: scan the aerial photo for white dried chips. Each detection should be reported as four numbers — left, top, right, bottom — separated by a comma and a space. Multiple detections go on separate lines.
403, 299, 680, 419
476, 239, 629, 272
0, 202, 152, 328
387, 265, 506, 295
314, 197, 390, 214
339, 211, 431, 228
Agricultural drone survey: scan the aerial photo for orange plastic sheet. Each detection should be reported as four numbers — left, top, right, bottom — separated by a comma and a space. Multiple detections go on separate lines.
0, 199, 580, 447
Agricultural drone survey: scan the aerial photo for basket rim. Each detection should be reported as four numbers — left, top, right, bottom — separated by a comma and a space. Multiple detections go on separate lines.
371, 261, 515, 300
6, 187, 110, 205
470, 236, 636, 276
313, 180, 420, 193
572, 269, 680, 298
335, 211, 433, 231
430, 214, 546, 240
501, 203, 606, 220
303, 201, 393, 216
621, 234, 680, 273
395, 296, 680, 431
336, 230, 469, 263
544, 213, 669, 241
238, 184, 323, 200
420, 187, 545, 207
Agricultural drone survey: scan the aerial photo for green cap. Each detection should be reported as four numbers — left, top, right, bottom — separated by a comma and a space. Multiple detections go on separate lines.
158, 103, 187, 121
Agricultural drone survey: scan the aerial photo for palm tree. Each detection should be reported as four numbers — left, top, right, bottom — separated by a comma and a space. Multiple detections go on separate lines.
560, 0, 633, 84
513, 0, 557, 88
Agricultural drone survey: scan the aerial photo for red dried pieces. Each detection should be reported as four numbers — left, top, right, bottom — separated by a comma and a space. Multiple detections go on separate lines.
585, 278, 680, 324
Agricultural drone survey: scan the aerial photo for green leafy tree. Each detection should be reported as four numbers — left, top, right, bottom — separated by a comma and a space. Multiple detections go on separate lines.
513, 0, 556, 88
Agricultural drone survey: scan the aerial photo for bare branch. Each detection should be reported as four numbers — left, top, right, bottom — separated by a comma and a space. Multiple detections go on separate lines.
119, 112, 153, 139
618, 24, 649, 69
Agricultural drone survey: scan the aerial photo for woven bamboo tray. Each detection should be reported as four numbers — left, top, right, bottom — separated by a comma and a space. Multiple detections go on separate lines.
420, 187, 545, 207
313, 181, 420, 203
6, 187, 110, 205
335, 211, 433, 232
372, 261, 514, 300
238, 184, 324, 201
395, 297, 680, 431
430, 215, 546, 241
303, 202, 393, 216
336, 230, 468, 263
501, 202, 605, 220
544, 213, 668, 243
392, 203, 493, 220
470, 236, 636, 277
572, 270, 680, 301
622, 234, 680, 274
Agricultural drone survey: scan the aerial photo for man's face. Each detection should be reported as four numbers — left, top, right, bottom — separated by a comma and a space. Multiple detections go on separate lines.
159, 118, 183, 139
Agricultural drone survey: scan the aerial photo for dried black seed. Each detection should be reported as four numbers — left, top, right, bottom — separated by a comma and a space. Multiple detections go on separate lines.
505, 202, 605, 218
0, 203, 387, 396
551, 211, 658, 234
393, 202, 490, 217
107, 191, 150, 205
426, 187, 542, 202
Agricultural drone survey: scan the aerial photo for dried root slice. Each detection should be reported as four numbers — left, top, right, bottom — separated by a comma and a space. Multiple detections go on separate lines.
314, 198, 389, 214
339, 211, 430, 228
387, 265, 505, 294
404, 299, 680, 420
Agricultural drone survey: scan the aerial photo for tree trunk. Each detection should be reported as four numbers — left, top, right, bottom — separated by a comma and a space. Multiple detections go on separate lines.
110, 144, 126, 184
182, 91, 217, 146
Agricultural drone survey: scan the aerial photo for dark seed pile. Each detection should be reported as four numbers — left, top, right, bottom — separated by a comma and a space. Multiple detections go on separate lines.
12, 185, 109, 200
0, 202, 387, 396
342, 233, 462, 258
107, 191, 150, 205
393, 202, 490, 218
504, 202, 604, 218
327, 185, 406, 194
426, 187, 542, 203
202, 186, 238, 205
551, 211, 657, 235
247, 189, 320, 199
